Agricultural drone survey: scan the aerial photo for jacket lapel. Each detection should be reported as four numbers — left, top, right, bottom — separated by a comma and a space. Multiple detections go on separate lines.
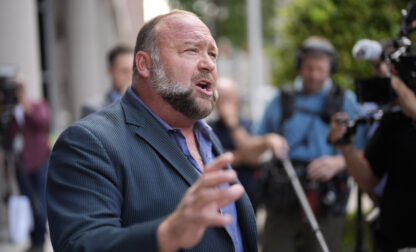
121, 90, 200, 187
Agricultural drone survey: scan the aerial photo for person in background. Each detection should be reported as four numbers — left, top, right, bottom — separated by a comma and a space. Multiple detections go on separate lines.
328, 75, 416, 251
47, 10, 257, 252
81, 45, 134, 117
209, 77, 288, 210
256, 36, 363, 252
352, 39, 394, 251
9, 78, 50, 252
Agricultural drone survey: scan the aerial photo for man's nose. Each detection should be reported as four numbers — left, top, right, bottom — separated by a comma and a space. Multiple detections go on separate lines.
198, 53, 216, 72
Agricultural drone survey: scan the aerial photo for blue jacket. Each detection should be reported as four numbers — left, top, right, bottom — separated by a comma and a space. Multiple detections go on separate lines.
47, 89, 258, 252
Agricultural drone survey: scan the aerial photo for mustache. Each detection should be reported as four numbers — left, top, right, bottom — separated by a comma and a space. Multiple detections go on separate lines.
191, 72, 218, 102
191, 73, 215, 85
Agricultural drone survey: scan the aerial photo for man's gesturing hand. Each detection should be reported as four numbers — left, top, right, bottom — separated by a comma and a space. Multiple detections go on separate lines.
307, 155, 346, 182
157, 153, 245, 252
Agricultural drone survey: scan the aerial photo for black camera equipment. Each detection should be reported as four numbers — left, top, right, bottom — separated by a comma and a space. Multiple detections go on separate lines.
334, 109, 384, 145
339, 3, 416, 144
0, 66, 18, 151
387, 2, 416, 90
353, 3, 416, 105
355, 77, 396, 105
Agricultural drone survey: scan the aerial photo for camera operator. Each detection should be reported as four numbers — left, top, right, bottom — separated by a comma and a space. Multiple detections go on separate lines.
257, 36, 364, 252
352, 39, 394, 198
328, 75, 416, 251
329, 4, 416, 250
8, 77, 50, 252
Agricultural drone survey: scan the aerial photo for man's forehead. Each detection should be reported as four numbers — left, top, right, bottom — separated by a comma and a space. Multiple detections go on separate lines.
156, 14, 216, 47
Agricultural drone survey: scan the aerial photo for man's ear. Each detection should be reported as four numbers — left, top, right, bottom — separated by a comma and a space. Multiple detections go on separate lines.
135, 51, 151, 78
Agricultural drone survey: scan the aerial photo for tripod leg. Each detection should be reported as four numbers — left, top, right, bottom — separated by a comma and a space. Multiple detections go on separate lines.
281, 156, 330, 252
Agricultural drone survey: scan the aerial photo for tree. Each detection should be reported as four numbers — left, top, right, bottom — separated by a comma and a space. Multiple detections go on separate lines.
270, 0, 410, 89
168, 0, 276, 49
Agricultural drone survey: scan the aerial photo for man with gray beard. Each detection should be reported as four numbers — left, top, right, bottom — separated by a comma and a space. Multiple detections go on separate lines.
148, 49, 218, 120
46, 10, 257, 252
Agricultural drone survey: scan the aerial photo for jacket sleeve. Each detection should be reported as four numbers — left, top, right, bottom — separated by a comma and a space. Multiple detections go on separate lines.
25, 101, 50, 131
47, 124, 163, 252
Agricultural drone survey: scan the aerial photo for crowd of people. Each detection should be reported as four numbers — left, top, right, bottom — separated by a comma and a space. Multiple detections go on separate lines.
1, 7, 415, 252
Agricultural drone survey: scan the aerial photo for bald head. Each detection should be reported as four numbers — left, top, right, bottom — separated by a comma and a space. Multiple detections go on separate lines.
216, 77, 239, 108
132, 10, 201, 82
132, 10, 218, 122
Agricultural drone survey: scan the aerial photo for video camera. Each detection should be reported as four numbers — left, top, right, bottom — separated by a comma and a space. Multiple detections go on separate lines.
0, 66, 18, 150
353, 3, 416, 105
334, 4, 416, 144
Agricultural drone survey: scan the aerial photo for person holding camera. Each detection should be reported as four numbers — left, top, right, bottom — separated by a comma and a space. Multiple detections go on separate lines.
8, 79, 50, 252
328, 76, 416, 251
256, 36, 363, 252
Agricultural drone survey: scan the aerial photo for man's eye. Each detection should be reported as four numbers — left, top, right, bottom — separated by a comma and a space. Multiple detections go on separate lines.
185, 48, 198, 53
209, 52, 217, 59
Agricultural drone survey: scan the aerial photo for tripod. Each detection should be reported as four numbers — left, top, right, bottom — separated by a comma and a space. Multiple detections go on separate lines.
280, 155, 330, 252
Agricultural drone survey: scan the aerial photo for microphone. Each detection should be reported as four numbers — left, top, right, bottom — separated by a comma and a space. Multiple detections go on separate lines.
352, 39, 383, 60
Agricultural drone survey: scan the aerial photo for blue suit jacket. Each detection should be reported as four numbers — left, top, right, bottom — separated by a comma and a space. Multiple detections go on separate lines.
47, 90, 258, 252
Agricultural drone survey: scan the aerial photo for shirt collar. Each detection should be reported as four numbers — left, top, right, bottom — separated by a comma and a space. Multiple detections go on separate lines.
194, 120, 213, 139
127, 88, 173, 131
109, 89, 122, 102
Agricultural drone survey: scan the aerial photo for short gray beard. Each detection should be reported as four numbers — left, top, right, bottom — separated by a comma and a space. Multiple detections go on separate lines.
148, 52, 216, 120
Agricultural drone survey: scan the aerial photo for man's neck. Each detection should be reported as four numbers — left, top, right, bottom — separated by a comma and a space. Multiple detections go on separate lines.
133, 83, 196, 129
134, 84, 205, 169
181, 125, 205, 171
303, 83, 327, 95
133, 83, 205, 168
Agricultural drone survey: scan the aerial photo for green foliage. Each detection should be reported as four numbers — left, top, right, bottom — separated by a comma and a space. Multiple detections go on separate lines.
271, 0, 410, 89
168, 0, 275, 48
340, 211, 373, 252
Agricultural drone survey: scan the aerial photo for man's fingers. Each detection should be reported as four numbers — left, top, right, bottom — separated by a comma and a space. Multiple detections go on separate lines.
196, 169, 238, 189
307, 158, 326, 172
266, 134, 289, 158
332, 112, 348, 121
198, 211, 233, 227
215, 184, 245, 209
192, 186, 244, 227
192, 184, 245, 210
205, 153, 234, 174
331, 112, 349, 126
308, 167, 329, 181
307, 165, 321, 179
308, 158, 330, 180
328, 113, 349, 144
